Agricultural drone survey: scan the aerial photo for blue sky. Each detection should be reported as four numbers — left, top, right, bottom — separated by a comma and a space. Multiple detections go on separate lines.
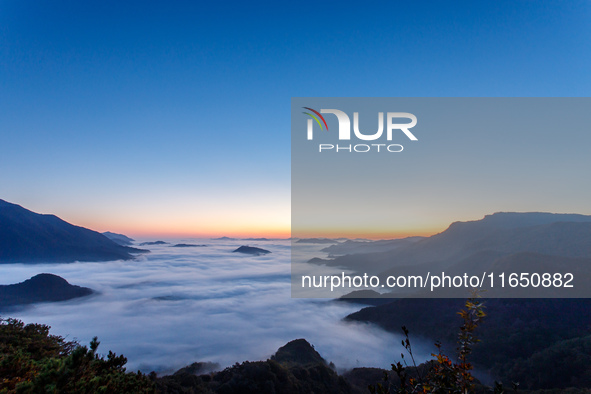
1, 1, 590, 237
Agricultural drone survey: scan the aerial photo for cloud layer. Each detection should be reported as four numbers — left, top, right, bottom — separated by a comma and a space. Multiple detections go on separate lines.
0, 240, 430, 373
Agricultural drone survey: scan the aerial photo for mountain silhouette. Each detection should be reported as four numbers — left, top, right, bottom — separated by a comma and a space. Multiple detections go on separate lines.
321, 236, 424, 255
102, 231, 135, 246
232, 246, 271, 255
319, 212, 591, 275
0, 199, 147, 263
0, 273, 94, 310
270, 338, 327, 366
157, 338, 351, 393
139, 241, 169, 246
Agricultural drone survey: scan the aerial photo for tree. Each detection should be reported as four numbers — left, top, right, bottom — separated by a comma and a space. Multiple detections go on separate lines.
0, 317, 154, 393
369, 296, 486, 394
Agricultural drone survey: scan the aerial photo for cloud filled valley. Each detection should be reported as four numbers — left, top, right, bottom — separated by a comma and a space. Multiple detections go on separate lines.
0, 240, 421, 374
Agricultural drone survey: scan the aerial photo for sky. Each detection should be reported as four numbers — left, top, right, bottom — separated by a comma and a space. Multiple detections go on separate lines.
1, 1, 591, 238
291, 97, 591, 238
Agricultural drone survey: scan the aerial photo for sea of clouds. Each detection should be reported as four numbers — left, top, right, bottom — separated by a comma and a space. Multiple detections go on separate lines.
0, 240, 431, 374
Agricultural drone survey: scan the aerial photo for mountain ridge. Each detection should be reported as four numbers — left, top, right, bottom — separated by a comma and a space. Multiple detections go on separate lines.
0, 199, 147, 263
314, 212, 591, 276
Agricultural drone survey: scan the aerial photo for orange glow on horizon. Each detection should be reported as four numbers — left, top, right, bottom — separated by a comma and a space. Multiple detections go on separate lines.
125, 228, 292, 239
71, 217, 442, 240
60, 205, 292, 239
291, 228, 442, 240
88, 222, 292, 240
22, 195, 447, 241
55, 208, 445, 241
84, 221, 442, 240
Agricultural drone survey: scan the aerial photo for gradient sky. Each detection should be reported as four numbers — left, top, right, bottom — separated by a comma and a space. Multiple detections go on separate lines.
1, 1, 591, 238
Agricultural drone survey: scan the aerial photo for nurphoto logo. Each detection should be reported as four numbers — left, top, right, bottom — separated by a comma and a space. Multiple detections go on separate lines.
303, 107, 418, 153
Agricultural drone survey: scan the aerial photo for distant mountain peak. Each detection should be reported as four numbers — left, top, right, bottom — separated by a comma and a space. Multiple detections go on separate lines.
469, 211, 590, 225
271, 339, 327, 366
25, 273, 70, 286
232, 246, 271, 255
102, 232, 135, 246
